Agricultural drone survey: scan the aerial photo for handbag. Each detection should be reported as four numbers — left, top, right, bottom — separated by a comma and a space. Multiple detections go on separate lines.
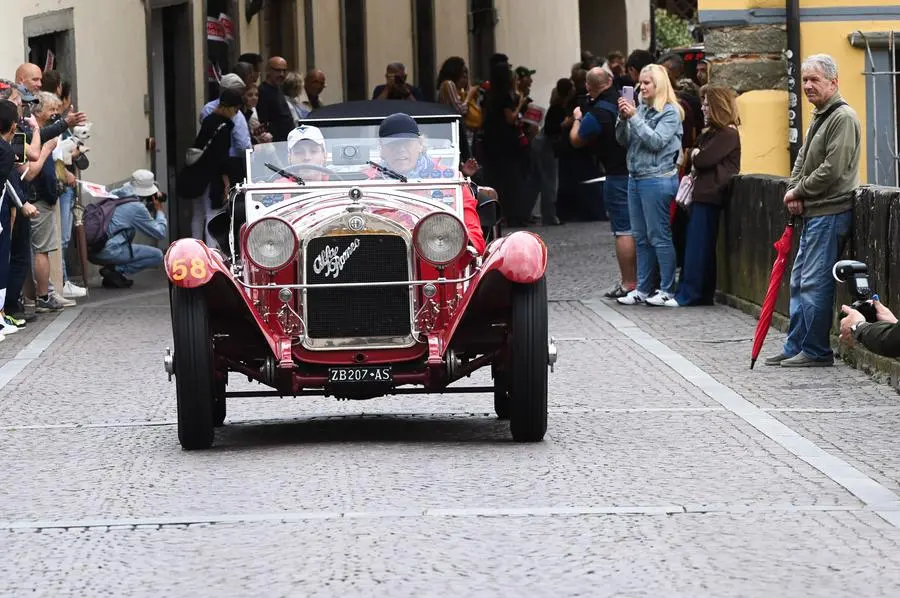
185, 121, 229, 166
675, 172, 695, 208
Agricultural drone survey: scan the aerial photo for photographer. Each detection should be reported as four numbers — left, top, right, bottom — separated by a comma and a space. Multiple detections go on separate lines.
840, 301, 900, 358
88, 169, 167, 289
373, 63, 424, 101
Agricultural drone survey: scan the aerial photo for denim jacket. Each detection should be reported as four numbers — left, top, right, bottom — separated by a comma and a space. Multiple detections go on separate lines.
615, 102, 683, 179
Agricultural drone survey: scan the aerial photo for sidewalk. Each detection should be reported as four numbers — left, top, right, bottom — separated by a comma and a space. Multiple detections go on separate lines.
541, 221, 900, 498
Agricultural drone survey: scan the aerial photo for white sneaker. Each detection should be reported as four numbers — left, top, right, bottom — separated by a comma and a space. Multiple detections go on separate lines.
646, 291, 680, 307
51, 292, 77, 307
617, 289, 648, 305
62, 281, 87, 298
0, 320, 18, 336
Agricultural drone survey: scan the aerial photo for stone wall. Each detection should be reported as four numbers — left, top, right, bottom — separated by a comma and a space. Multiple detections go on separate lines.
705, 25, 788, 92
719, 175, 900, 321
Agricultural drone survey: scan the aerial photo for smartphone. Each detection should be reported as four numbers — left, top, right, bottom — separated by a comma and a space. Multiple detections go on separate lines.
620, 86, 635, 106
12, 132, 26, 164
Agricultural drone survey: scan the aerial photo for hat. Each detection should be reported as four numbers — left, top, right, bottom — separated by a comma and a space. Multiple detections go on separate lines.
287, 125, 325, 151
218, 73, 246, 91
378, 113, 419, 139
130, 169, 159, 197
515, 66, 536, 78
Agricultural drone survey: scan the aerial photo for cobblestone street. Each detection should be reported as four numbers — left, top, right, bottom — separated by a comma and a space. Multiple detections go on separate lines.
3, 222, 900, 596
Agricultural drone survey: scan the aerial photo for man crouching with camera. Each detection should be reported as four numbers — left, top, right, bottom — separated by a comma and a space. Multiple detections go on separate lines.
87, 169, 168, 288
840, 300, 900, 358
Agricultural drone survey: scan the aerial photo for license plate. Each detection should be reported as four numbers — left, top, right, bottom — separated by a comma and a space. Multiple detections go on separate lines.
327, 366, 393, 384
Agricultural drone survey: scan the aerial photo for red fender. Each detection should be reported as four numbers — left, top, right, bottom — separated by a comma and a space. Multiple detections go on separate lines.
164, 238, 225, 288
433, 231, 547, 355
487, 230, 548, 284
165, 238, 288, 364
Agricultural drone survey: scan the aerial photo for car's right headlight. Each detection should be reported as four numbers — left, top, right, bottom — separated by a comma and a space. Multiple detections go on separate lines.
413, 212, 467, 266
245, 217, 298, 271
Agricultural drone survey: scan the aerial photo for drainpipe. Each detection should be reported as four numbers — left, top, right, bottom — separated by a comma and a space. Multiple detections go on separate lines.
786, 0, 802, 166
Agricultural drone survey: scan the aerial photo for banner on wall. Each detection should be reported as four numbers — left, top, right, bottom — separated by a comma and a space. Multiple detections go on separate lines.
206, 16, 226, 43
219, 13, 234, 41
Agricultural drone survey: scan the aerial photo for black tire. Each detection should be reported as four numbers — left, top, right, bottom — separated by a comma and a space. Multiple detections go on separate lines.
172, 286, 215, 449
492, 364, 512, 420
509, 277, 549, 442
213, 377, 226, 428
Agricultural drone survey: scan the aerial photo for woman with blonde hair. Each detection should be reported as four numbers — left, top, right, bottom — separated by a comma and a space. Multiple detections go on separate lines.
674, 85, 742, 306
614, 63, 684, 307
282, 71, 306, 125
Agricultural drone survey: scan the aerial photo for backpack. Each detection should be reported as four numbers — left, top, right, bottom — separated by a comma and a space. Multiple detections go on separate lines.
83, 197, 140, 253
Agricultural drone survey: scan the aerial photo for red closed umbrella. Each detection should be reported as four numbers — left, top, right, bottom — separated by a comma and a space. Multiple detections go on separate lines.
750, 217, 797, 369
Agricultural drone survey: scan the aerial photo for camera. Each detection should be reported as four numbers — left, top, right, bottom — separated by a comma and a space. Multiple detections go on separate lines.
833, 260, 877, 322
146, 191, 167, 215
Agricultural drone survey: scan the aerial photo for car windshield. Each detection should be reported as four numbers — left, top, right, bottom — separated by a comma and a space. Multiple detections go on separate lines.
246, 119, 460, 185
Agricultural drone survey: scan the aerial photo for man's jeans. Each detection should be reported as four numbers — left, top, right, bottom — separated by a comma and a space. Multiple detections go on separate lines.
628, 174, 679, 295
783, 210, 852, 361
92, 243, 164, 276
59, 185, 75, 282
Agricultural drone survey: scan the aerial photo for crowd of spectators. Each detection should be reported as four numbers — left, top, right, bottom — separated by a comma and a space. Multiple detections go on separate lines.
0, 63, 93, 340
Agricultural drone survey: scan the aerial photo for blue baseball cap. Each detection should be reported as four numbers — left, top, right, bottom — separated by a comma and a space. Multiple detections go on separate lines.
379, 113, 419, 139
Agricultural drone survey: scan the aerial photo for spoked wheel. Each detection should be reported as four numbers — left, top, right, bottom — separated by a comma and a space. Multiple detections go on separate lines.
508, 277, 549, 442
491, 363, 512, 420
171, 286, 215, 450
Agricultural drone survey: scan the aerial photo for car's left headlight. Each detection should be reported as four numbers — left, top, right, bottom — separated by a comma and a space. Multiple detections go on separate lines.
413, 212, 466, 266
245, 217, 298, 271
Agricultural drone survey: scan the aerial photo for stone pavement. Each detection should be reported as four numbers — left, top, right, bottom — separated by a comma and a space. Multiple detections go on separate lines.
2, 222, 900, 596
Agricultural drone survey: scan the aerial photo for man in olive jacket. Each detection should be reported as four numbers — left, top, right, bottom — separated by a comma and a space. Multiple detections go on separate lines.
767, 54, 861, 367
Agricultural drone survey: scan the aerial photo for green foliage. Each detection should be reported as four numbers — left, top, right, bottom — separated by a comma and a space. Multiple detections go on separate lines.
655, 8, 694, 51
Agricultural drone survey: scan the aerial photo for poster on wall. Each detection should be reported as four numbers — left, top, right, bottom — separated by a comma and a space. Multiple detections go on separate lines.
206, 0, 234, 100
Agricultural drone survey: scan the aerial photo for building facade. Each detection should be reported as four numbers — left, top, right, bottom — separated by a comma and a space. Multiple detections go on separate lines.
1, 0, 653, 237
700, 0, 900, 185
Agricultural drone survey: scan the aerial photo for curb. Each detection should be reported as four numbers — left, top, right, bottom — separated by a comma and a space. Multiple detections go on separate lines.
715, 291, 900, 393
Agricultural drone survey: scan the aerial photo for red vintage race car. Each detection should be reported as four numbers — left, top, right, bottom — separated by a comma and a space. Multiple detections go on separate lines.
164, 101, 557, 449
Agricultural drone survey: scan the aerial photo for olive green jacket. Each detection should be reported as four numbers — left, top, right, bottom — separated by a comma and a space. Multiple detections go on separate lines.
790, 92, 861, 218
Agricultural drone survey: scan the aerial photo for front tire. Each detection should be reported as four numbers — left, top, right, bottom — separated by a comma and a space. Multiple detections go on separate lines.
172, 286, 215, 449
508, 277, 549, 442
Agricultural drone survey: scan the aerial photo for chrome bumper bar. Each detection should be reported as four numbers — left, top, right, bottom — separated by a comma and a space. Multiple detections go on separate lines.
233, 269, 479, 291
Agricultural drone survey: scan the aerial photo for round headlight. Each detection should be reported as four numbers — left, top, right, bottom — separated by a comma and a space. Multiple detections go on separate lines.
245, 217, 298, 271
413, 212, 466, 265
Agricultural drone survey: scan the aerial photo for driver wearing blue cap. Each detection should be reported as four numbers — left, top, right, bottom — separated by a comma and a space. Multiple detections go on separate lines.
370, 113, 485, 253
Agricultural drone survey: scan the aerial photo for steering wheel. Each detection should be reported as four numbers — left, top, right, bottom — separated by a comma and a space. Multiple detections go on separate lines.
263, 162, 343, 182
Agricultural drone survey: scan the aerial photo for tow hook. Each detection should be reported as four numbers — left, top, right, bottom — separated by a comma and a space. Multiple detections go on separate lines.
548, 337, 558, 373
164, 348, 175, 382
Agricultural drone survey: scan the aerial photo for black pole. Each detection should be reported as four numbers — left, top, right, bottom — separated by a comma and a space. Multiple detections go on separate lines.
786, 0, 802, 166
649, 0, 657, 56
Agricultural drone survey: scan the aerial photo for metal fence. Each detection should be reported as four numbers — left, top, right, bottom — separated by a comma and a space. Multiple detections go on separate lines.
853, 30, 900, 188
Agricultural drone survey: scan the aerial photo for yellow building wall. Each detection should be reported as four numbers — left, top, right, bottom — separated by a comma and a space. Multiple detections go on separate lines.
365, 0, 415, 94
435, 0, 470, 68
312, 0, 344, 104
0, 0, 154, 185
701, 0, 900, 182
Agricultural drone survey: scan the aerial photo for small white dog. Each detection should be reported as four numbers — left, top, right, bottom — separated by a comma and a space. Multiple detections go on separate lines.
58, 122, 92, 166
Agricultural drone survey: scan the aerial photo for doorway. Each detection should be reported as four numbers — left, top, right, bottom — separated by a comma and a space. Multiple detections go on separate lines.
579, 0, 628, 58
149, 1, 196, 240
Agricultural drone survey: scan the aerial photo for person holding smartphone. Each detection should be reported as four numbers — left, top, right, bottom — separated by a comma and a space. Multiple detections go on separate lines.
614, 64, 685, 307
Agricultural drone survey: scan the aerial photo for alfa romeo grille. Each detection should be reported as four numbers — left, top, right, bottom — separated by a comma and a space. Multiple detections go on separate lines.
305, 234, 411, 339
